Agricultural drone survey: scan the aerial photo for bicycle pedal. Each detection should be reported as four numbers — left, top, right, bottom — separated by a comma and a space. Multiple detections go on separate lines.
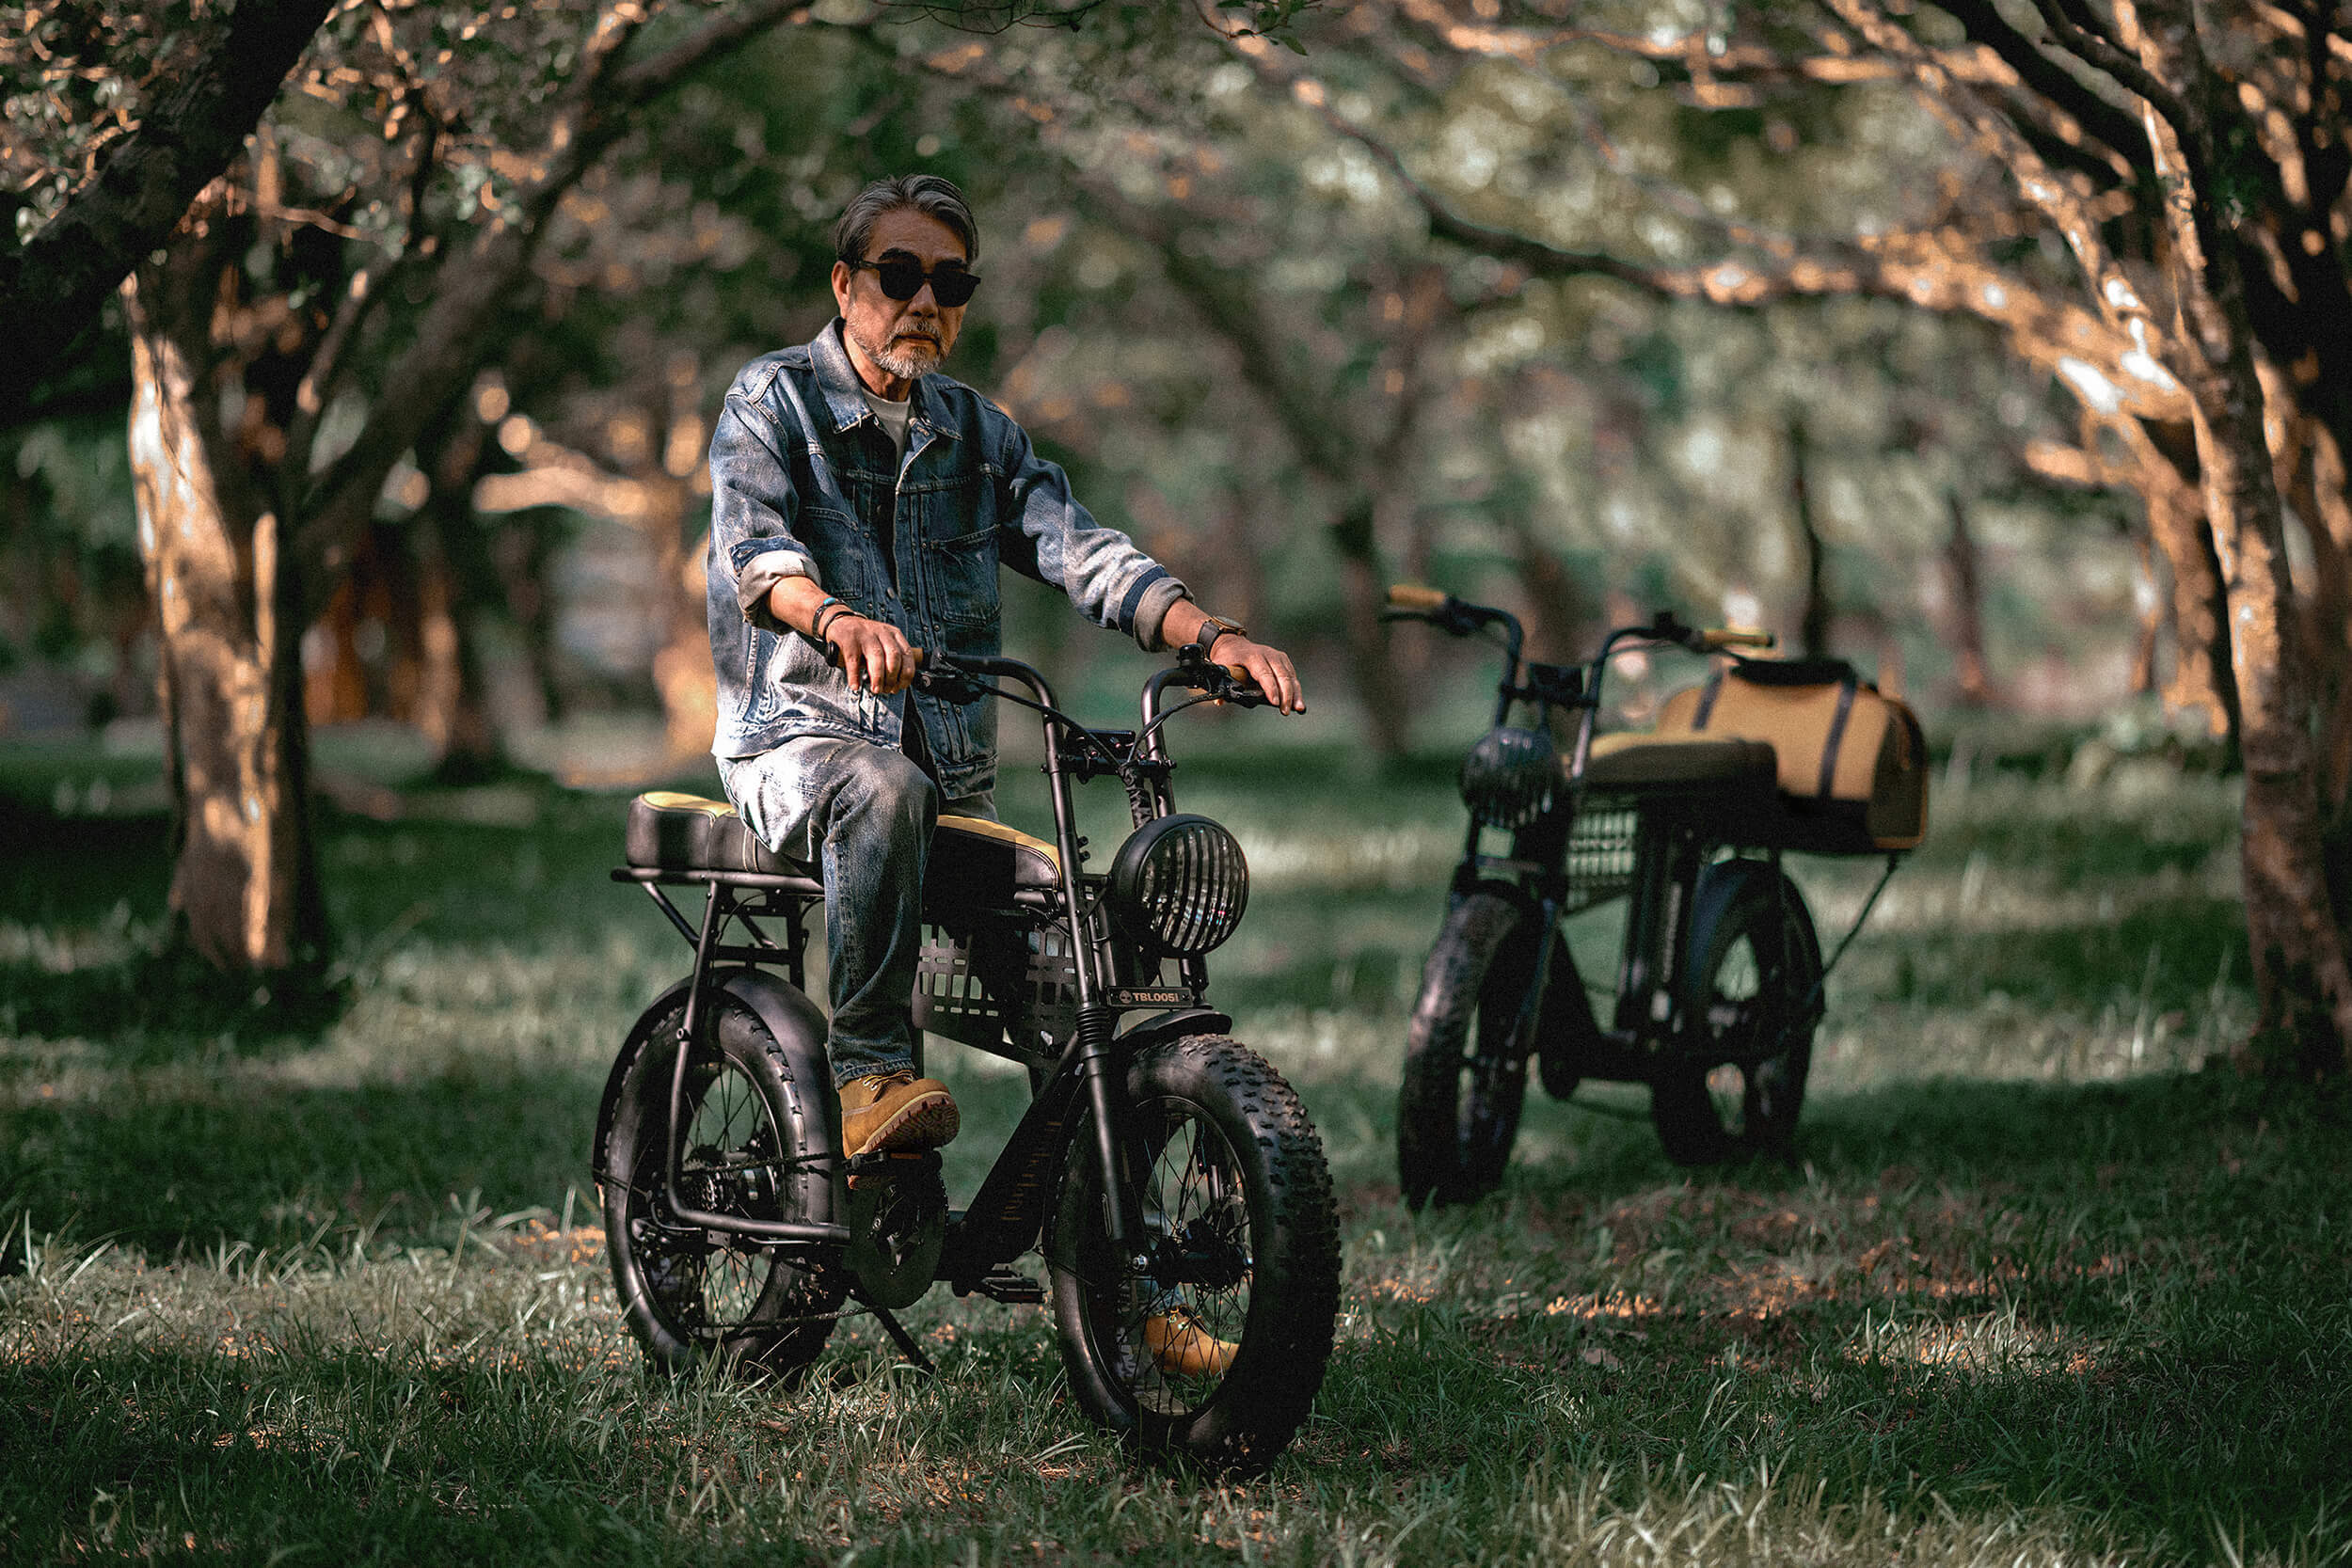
846, 1149, 940, 1190
961, 1266, 1045, 1305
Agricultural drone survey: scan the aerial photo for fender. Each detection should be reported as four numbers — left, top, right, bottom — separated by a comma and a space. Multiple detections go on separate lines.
592, 966, 840, 1226
1115, 1006, 1232, 1052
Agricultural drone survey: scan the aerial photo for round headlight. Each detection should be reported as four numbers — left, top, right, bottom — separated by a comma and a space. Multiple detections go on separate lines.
1460, 725, 1563, 831
1107, 814, 1249, 957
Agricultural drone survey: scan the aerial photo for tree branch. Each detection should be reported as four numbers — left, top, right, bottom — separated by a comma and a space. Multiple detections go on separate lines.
294, 0, 818, 578
1930, 0, 2148, 175
2026, 0, 2206, 189
0, 0, 340, 420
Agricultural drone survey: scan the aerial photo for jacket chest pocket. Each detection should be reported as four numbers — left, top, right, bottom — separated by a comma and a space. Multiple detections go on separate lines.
797, 505, 875, 604
922, 525, 1000, 629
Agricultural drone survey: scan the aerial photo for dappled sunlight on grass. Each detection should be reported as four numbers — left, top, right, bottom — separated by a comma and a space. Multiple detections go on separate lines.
8, 747, 2349, 1562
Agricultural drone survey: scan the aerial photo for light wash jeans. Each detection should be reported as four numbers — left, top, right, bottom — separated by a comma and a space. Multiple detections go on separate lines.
718, 736, 993, 1087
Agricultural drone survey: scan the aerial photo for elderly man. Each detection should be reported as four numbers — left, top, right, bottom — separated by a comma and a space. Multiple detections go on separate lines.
707, 173, 1303, 1161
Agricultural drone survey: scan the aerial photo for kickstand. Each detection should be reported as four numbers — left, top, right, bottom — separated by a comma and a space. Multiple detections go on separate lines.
868, 1304, 936, 1378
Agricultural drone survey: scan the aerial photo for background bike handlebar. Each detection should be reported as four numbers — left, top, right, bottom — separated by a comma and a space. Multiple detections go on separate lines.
1386, 583, 1775, 655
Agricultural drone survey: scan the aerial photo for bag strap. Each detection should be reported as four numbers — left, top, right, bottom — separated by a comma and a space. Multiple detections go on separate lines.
1692, 671, 1724, 730
1817, 673, 1859, 800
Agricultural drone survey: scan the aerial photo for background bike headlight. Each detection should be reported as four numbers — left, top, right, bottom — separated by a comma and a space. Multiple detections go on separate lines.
1459, 725, 1564, 831
1107, 814, 1249, 957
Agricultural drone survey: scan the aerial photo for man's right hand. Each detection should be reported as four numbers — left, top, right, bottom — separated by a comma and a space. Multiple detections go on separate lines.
828, 614, 917, 696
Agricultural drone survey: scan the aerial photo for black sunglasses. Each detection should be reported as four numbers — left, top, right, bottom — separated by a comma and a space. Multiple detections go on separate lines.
854, 256, 981, 308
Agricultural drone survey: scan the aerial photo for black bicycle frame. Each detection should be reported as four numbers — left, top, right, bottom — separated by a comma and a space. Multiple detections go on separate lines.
620, 649, 1247, 1282
1411, 605, 1759, 1065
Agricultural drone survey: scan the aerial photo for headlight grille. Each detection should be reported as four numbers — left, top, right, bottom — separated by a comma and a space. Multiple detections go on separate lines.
1108, 814, 1249, 957
1460, 725, 1564, 831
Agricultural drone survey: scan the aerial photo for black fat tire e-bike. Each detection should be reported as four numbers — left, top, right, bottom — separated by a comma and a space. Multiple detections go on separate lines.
1388, 588, 1902, 1207
594, 645, 1340, 1473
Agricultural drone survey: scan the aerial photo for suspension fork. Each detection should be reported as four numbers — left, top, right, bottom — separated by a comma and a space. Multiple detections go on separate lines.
1031, 689, 1149, 1259
1509, 894, 1565, 1057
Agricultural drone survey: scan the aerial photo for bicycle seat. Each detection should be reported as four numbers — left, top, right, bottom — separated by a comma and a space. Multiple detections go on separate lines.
625, 791, 1058, 889
1581, 734, 1779, 792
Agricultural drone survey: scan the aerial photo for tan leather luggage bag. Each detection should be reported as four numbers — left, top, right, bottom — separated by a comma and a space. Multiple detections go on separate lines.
1652, 658, 1928, 854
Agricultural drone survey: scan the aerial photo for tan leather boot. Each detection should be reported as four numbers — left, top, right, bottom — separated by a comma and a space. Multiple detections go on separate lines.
1142, 1304, 1238, 1379
839, 1070, 959, 1158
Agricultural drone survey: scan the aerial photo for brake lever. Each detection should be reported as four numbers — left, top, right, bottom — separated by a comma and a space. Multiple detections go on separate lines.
1176, 641, 1271, 708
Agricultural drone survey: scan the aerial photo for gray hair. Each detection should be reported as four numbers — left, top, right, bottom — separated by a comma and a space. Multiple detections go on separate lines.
834, 174, 980, 267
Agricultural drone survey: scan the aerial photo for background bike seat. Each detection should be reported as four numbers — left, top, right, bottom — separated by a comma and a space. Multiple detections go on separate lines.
1582, 734, 1779, 793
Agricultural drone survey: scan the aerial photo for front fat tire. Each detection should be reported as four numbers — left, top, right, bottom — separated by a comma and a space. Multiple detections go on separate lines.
599, 997, 843, 1380
1047, 1036, 1340, 1476
1398, 890, 1534, 1208
1650, 863, 1821, 1167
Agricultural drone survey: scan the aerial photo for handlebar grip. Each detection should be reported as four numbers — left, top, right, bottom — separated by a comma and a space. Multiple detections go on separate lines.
1386, 583, 1448, 611
1222, 680, 1271, 709
1701, 626, 1775, 651
820, 641, 930, 669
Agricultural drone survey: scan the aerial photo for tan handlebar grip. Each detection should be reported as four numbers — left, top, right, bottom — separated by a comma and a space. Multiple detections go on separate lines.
1387, 583, 1448, 610
1701, 626, 1776, 650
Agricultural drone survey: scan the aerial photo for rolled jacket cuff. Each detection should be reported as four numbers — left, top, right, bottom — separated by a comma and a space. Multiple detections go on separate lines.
1132, 578, 1192, 652
737, 549, 821, 631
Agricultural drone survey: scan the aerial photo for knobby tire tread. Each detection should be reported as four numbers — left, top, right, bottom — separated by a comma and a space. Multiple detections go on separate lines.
599, 997, 843, 1381
1398, 891, 1532, 1208
1650, 863, 1820, 1167
1048, 1035, 1340, 1476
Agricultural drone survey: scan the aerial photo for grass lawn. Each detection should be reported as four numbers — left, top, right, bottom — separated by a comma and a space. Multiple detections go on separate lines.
2, 731, 2346, 1565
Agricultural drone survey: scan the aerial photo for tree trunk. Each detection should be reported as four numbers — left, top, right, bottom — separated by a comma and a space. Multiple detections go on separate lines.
124, 276, 326, 973
2120, 419, 2242, 747
413, 411, 506, 779
1942, 490, 1994, 706
1499, 508, 1587, 665
1788, 419, 1831, 658
2137, 0, 2352, 1073
2129, 531, 2161, 697
1331, 499, 1409, 759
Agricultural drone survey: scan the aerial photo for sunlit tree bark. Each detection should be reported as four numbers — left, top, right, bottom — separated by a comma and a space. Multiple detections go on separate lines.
124, 246, 324, 971
115, 0, 818, 975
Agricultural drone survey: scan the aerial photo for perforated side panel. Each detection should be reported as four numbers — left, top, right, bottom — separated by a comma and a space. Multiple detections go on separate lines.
1564, 800, 1639, 912
912, 923, 1077, 1051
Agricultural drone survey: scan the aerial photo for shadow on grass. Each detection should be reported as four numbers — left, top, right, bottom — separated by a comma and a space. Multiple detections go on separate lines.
0, 1064, 604, 1256
0, 1347, 836, 1566
0, 948, 354, 1063
1335, 1067, 2351, 1560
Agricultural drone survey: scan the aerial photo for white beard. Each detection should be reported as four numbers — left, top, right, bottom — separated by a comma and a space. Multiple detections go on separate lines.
852, 318, 943, 382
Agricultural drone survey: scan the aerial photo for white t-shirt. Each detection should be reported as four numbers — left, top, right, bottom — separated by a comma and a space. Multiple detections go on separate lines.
862, 388, 912, 465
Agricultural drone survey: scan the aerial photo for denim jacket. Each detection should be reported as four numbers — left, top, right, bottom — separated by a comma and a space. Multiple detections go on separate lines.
707, 321, 1184, 798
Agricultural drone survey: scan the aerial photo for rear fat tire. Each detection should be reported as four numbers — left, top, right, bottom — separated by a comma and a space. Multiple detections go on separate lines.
1650, 862, 1821, 1166
1397, 890, 1536, 1208
599, 996, 844, 1379
1047, 1036, 1340, 1476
